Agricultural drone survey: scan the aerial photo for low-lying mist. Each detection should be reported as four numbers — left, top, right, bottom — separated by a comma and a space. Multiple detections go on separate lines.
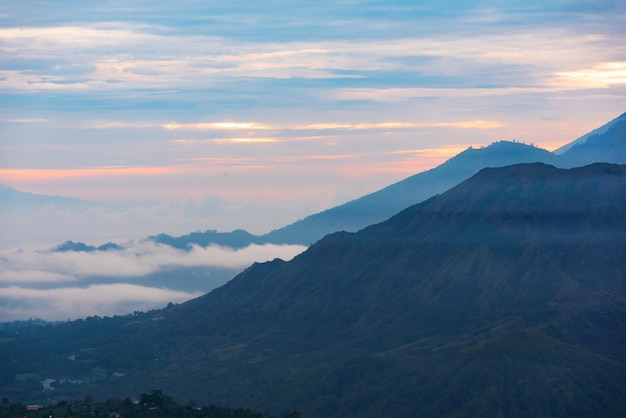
0, 241, 306, 321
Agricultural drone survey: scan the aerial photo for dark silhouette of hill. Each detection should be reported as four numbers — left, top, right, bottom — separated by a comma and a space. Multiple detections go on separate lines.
53, 240, 122, 252
2, 163, 625, 417
148, 229, 267, 250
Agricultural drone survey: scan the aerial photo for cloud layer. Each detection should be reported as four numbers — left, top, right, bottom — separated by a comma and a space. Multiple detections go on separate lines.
0, 242, 306, 321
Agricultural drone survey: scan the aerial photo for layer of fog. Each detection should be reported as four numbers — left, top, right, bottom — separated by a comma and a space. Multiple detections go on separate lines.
0, 242, 306, 322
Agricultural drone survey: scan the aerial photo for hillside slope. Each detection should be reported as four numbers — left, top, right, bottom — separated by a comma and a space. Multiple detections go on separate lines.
264, 141, 557, 244
559, 111, 626, 167
2, 163, 625, 417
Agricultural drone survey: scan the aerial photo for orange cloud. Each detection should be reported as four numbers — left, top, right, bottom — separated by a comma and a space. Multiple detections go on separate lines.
191, 157, 260, 165
162, 120, 502, 133
0, 166, 175, 181
392, 145, 470, 159
292, 122, 416, 130
174, 135, 332, 145
275, 154, 357, 162
212, 137, 280, 144
163, 122, 271, 131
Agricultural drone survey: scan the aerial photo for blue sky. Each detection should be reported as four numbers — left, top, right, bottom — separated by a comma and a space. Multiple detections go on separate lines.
1, 0, 626, 244
0, 0, 625, 319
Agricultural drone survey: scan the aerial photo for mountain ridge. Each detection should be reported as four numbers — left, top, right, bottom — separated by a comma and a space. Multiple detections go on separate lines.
4, 163, 623, 416
158, 163, 626, 417
263, 141, 557, 244
554, 111, 626, 154
147, 110, 626, 249
8, 112, 625, 253
0, 183, 92, 213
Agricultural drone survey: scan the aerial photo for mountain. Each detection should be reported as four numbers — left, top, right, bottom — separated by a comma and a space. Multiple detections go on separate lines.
0, 184, 92, 214
15, 112, 626, 253
146, 113, 626, 249
554, 113, 626, 158
558, 111, 626, 167
263, 141, 556, 244
154, 141, 556, 250
148, 229, 268, 250
2, 163, 625, 417
559, 114, 626, 167
52, 240, 122, 252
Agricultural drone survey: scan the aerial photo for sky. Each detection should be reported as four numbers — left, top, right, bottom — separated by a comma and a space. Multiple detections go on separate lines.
1, 0, 626, 320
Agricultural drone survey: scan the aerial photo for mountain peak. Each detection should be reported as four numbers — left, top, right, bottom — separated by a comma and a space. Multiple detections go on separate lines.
4, 163, 626, 417
555, 111, 626, 155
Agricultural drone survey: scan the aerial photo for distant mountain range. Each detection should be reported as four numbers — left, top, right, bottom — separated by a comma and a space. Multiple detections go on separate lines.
0, 184, 92, 214
262, 140, 557, 244
3, 112, 624, 252
2, 162, 625, 417
146, 141, 559, 248
554, 111, 626, 155
151, 110, 626, 248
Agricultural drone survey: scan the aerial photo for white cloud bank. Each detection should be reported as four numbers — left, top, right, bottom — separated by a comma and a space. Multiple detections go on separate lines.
0, 241, 306, 283
0, 242, 306, 321
0, 284, 203, 322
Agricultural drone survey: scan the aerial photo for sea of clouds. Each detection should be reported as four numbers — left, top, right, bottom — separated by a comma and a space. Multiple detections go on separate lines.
0, 241, 306, 321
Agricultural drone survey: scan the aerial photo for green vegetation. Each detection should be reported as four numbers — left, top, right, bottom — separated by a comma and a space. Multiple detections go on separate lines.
0, 389, 300, 418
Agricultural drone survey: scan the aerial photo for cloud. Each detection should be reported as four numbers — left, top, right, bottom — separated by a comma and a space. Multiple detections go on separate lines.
0, 284, 203, 321
0, 241, 306, 321
554, 61, 626, 88
212, 137, 281, 144
329, 87, 559, 102
5, 118, 51, 123
0, 241, 306, 282
163, 122, 272, 131
161, 120, 503, 132
1, 19, 623, 93
0, 166, 177, 181
391, 145, 472, 159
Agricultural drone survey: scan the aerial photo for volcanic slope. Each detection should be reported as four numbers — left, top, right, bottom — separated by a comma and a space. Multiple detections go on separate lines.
147, 163, 626, 417
3, 163, 626, 417
556, 111, 626, 165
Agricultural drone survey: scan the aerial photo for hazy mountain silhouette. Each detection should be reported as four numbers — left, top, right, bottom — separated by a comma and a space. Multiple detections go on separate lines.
263, 141, 557, 244
149, 228, 268, 250
0, 183, 92, 214
3, 163, 625, 417
53, 240, 122, 252
150, 112, 626, 249
151, 141, 557, 249
555, 111, 626, 154
558, 111, 626, 167
9, 112, 624, 253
